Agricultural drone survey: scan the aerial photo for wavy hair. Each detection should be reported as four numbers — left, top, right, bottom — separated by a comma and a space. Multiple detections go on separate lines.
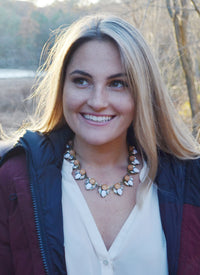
26, 14, 199, 181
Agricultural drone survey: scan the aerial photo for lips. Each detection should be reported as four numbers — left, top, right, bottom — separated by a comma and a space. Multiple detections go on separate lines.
82, 114, 114, 122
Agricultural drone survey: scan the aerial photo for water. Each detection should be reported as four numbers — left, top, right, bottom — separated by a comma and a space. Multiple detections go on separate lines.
0, 69, 35, 79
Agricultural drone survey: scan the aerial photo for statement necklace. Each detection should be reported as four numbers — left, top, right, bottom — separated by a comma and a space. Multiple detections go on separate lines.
64, 141, 141, 198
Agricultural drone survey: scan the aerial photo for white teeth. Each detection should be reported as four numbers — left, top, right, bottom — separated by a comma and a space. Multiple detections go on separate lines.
83, 114, 112, 122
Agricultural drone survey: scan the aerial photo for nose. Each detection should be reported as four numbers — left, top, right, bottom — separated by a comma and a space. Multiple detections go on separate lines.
87, 85, 108, 111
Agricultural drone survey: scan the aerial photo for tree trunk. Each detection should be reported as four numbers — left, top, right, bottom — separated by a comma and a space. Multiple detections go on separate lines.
166, 0, 200, 135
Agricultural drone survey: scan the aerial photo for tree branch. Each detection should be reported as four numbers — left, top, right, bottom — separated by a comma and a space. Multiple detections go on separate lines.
140, 0, 153, 28
191, 0, 200, 16
166, 0, 174, 18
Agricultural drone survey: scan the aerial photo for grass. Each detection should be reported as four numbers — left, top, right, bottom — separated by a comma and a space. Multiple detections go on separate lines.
0, 77, 35, 134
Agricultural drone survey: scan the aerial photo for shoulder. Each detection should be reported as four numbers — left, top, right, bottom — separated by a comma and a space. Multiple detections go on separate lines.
157, 151, 200, 176
157, 152, 200, 205
156, 152, 187, 185
0, 150, 27, 181
0, 126, 70, 180
18, 127, 71, 169
0, 150, 28, 202
184, 157, 200, 206
185, 157, 200, 174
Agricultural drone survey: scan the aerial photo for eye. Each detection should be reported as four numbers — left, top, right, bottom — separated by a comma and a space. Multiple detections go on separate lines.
72, 77, 89, 87
109, 80, 128, 89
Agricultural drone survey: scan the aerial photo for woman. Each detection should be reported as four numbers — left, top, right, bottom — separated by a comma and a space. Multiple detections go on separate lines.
0, 14, 200, 275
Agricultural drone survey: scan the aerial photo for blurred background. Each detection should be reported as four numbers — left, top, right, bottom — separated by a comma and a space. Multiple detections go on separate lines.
0, 0, 199, 140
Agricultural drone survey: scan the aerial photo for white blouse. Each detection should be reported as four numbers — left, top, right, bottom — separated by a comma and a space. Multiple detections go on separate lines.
61, 159, 168, 275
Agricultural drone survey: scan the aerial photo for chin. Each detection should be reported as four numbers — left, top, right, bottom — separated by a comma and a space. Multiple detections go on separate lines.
84, 139, 109, 146
76, 133, 125, 148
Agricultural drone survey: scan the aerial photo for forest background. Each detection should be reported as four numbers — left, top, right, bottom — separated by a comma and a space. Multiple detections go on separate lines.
0, 0, 200, 141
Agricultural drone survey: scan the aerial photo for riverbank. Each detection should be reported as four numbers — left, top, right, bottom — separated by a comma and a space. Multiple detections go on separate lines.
0, 69, 35, 79
0, 77, 35, 133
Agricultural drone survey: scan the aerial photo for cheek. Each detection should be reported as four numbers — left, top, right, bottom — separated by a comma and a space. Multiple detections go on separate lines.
116, 95, 134, 118
62, 93, 76, 128
63, 89, 77, 111
124, 105, 134, 123
62, 90, 75, 120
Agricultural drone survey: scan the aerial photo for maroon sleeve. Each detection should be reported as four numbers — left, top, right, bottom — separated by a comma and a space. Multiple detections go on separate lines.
178, 158, 200, 274
0, 153, 45, 275
0, 157, 16, 274
178, 205, 200, 274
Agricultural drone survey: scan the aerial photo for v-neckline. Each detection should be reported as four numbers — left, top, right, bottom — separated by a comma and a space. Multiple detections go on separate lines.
62, 160, 169, 275
63, 159, 147, 256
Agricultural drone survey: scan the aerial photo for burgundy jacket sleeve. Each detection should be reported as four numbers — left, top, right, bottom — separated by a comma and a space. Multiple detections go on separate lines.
0, 153, 45, 275
0, 154, 17, 274
177, 158, 200, 274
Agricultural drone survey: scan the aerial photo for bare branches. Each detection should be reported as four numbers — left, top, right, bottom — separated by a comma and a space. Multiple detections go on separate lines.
140, 0, 154, 28
191, 0, 200, 16
166, 0, 174, 18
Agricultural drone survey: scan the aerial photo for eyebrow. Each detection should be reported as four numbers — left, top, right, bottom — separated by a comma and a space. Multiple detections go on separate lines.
69, 70, 127, 79
70, 70, 91, 78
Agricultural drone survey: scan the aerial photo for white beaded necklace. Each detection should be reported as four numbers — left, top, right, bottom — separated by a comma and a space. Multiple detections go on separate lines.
64, 141, 141, 198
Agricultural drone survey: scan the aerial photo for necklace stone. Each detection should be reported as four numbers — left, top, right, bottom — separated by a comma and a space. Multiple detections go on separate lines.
64, 141, 140, 198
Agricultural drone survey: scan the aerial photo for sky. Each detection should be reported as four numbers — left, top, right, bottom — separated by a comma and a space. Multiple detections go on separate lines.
36, 0, 54, 6
18, 0, 99, 7
18, 0, 59, 7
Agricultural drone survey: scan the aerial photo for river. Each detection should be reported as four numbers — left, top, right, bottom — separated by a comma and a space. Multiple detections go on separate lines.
0, 69, 36, 79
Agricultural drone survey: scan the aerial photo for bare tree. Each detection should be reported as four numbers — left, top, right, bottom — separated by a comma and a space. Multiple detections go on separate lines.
166, 0, 200, 135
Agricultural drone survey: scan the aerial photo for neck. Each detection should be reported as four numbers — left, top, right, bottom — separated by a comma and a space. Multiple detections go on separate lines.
64, 138, 141, 198
73, 137, 129, 168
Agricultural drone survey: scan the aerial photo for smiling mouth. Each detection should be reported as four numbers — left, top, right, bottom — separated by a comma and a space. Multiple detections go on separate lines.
82, 114, 114, 122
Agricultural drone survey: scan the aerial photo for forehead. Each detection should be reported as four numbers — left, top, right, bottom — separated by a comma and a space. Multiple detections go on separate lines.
66, 40, 124, 73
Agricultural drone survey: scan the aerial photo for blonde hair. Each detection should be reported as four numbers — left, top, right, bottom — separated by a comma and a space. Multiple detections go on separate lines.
23, 14, 200, 181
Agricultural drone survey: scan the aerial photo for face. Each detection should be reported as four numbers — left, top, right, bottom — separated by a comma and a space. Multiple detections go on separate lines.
63, 40, 134, 147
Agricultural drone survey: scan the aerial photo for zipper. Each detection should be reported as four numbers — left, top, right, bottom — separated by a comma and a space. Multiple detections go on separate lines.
17, 144, 50, 275
1, 144, 50, 273
29, 178, 49, 274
